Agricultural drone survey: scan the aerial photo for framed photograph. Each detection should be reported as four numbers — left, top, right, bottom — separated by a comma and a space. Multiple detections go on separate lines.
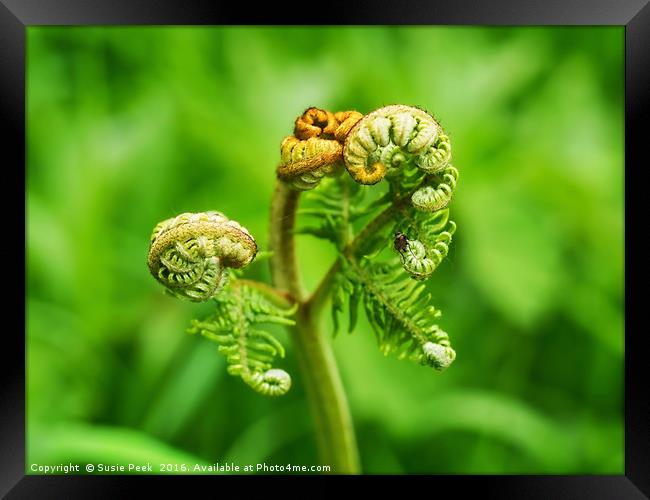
4, 0, 647, 497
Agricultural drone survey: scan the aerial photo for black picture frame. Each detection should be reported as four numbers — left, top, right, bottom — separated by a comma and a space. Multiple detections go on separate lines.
4, 1, 647, 497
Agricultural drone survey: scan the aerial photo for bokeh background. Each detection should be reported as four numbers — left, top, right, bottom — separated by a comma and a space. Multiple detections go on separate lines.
27, 26, 624, 474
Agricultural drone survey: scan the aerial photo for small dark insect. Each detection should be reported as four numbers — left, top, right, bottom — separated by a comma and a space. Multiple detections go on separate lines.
393, 231, 409, 253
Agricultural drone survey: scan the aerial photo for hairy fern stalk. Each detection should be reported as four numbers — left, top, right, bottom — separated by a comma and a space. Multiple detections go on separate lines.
147, 105, 460, 473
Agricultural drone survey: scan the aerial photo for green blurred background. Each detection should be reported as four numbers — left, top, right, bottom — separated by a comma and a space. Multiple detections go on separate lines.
26, 26, 624, 474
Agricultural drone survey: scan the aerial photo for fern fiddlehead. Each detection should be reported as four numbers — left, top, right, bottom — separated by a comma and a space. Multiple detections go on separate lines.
411, 165, 459, 212
278, 135, 343, 191
294, 107, 339, 139
146, 103, 461, 471
393, 218, 456, 281
148, 211, 295, 396
342, 104, 450, 184
290, 104, 460, 374
276, 107, 363, 191
394, 234, 435, 281
147, 211, 257, 301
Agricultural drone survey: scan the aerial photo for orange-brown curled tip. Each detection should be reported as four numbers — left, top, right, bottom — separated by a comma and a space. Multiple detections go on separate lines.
294, 107, 338, 139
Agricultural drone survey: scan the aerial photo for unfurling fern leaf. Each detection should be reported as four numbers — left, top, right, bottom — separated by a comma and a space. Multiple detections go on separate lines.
335, 258, 456, 371
411, 165, 459, 213
393, 219, 456, 281
189, 280, 297, 396
342, 105, 451, 184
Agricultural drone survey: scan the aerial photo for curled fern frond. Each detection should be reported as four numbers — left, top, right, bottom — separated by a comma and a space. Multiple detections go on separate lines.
342, 105, 450, 185
391, 205, 456, 281
336, 258, 456, 371
189, 281, 297, 396
276, 107, 364, 191
393, 222, 455, 281
244, 368, 292, 397
294, 107, 339, 139
411, 165, 459, 212
393, 235, 435, 281
272, 104, 459, 380
147, 211, 257, 302
415, 132, 452, 173
412, 340, 457, 370
277, 136, 343, 191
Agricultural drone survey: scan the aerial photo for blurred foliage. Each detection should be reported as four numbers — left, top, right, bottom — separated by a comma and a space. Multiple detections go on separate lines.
26, 26, 623, 474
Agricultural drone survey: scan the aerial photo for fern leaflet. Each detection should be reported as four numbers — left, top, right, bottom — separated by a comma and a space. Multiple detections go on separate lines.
189, 279, 297, 396
336, 257, 456, 371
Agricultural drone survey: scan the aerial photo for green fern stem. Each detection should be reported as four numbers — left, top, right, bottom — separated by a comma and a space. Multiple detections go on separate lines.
269, 182, 303, 298
269, 180, 361, 474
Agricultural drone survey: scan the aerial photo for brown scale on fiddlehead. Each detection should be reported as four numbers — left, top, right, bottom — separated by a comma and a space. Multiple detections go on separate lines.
147, 211, 257, 302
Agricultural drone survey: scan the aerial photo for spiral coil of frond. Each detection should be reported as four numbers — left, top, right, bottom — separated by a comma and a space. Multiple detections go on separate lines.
276, 107, 363, 191
411, 165, 459, 213
147, 211, 257, 302
342, 105, 451, 185
394, 220, 456, 281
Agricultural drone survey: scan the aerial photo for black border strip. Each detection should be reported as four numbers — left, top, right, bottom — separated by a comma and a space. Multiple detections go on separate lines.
0, 0, 26, 497
5, 0, 648, 497
625, 1, 650, 497
1, 0, 648, 25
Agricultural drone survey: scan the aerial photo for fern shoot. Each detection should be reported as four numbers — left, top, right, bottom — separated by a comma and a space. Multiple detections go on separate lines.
147, 104, 460, 473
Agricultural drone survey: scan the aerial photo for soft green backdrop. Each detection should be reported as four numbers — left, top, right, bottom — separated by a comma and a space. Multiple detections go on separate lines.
27, 26, 624, 474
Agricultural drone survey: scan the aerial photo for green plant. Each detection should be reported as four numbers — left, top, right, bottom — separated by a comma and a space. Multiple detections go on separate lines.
146, 105, 460, 473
